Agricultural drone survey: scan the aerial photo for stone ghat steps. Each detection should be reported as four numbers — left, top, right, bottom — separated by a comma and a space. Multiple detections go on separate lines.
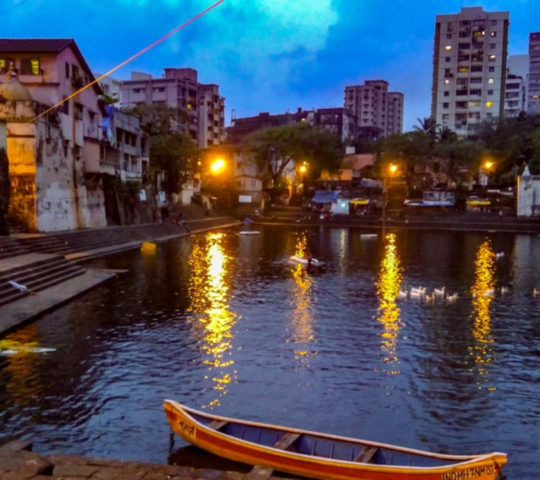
0, 237, 31, 260
0, 256, 85, 307
18, 218, 232, 256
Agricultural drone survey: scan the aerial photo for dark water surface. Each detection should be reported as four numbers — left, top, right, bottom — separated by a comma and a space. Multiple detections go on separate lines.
1, 226, 540, 478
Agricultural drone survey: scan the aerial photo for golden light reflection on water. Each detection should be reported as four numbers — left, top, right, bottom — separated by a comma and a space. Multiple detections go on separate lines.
375, 234, 404, 374
470, 239, 496, 390
1, 325, 43, 406
287, 234, 316, 366
188, 232, 237, 407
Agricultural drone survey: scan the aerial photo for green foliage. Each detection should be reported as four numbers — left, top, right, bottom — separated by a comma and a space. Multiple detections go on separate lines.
245, 123, 343, 185
375, 131, 432, 177
124, 103, 190, 137
150, 131, 200, 194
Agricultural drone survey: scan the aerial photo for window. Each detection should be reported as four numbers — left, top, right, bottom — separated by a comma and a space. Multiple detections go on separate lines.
65, 61, 70, 79
489, 55, 496, 61
133, 88, 142, 93
456, 102, 467, 108
72, 64, 79, 79
470, 78, 482, 84
488, 90, 494, 95
20, 58, 40, 75
446, 34, 452, 39
459, 20, 470, 26
446, 56, 451, 62
444, 91, 450, 97
447, 22, 454, 31
488, 78, 494, 84
0, 58, 15, 74
470, 89, 482, 95
458, 66, 469, 73
251, 180, 257, 188
486, 101, 493, 107
458, 43, 471, 49
490, 31, 497, 37
471, 66, 483, 72
489, 66, 495, 72
443, 103, 449, 108
490, 43, 496, 49
491, 20, 497, 26
469, 101, 481, 107
445, 45, 452, 51
444, 79, 450, 85
459, 32, 471, 38
486, 113, 493, 118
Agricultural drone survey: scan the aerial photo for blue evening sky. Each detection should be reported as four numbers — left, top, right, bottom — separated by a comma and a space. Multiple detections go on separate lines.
1, 0, 538, 131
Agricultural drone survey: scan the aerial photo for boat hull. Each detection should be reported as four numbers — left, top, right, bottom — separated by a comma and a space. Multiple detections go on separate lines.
164, 401, 506, 480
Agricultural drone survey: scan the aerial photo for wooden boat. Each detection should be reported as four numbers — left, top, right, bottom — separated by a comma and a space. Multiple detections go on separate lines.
164, 400, 507, 480
290, 255, 325, 267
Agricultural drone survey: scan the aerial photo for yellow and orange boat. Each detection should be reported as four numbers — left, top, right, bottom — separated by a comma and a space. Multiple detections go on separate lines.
164, 400, 507, 480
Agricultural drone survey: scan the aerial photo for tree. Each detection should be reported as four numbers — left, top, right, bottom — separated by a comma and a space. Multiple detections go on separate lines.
150, 131, 200, 195
414, 117, 440, 143
125, 103, 189, 137
245, 123, 343, 186
126, 103, 197, 194
375, 131, 432, 181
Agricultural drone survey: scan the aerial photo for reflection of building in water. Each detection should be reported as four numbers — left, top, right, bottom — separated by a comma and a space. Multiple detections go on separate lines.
187, 233, 237, 407
287, 235, 316, 366
470, 239, 496, 390
1, 325, 43, 407
375, 234, 403, 374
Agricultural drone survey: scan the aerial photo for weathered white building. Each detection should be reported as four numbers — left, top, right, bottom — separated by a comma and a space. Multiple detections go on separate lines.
517, 169, 540, 217
0, 38, 108, 232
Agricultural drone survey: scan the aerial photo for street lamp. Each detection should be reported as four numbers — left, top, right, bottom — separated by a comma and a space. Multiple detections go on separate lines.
211, 158, 225, 173
382, 164, 397, 237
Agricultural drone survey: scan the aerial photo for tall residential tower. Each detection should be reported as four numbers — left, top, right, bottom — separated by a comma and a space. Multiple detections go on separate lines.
344, 80, 403, 140
528, 33, 540, 114
431, 7, 509, 136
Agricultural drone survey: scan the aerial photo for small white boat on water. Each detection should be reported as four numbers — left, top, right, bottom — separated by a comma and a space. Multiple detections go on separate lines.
290, 255, 325, 267
239, 231, 261, 236
360, 234, 378, 239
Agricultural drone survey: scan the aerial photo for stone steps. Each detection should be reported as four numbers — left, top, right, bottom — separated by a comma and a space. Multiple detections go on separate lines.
0, 237, 31, 260
0, 256, 86, 307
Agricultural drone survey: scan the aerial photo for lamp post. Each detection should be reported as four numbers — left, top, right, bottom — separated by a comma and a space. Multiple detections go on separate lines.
382, 164, 397, 237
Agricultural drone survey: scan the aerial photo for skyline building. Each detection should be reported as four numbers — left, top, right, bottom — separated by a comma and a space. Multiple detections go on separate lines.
528, 32, 540, 114
431, 6, 509, 136
344, 80, 404, 140
121, 68, 225, 149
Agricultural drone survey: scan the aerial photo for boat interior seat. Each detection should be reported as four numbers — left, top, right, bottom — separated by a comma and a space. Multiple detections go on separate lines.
207, 420, 228, 431
273, 433, 301, 450
354, 446, 379, 464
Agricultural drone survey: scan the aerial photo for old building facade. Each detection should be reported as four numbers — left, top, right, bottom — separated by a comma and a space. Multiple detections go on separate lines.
0, 39, 108, 232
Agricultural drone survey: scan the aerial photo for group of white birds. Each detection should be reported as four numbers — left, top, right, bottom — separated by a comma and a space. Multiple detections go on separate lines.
398, 286, 458, 303
398, 285, 540, 302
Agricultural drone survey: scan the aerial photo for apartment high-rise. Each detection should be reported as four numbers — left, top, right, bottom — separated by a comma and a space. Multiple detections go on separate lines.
528, 33, 540, 114
344, 80, 403, 140
121, 68, 225, 148
431, 7, 509, 136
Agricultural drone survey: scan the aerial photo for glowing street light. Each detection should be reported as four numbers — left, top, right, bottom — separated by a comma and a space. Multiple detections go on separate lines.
484, 161, 493, 170
211, 158, 225, 173
383, 164, 398, 237
299, 165, 307, 174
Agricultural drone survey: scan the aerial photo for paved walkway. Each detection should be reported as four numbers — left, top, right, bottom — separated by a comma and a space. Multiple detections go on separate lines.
0, 440, 295, 480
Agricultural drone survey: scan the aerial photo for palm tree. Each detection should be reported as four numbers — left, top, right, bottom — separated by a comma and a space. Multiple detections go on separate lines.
414, 117, 440, 143
437, 126, 458, 144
